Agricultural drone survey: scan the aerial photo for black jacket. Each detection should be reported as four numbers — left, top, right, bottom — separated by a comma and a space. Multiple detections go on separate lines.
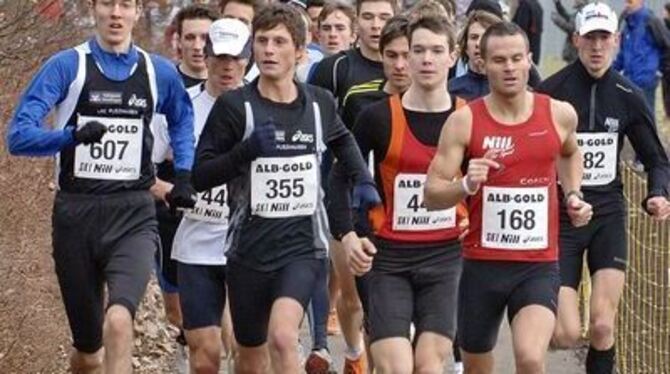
538, 60, 670, 216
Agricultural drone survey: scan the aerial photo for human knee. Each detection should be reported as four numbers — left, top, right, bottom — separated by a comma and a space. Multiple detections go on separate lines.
190, 353, 220, 374
414, 359, 446, 374
105, 305, 133, 338
374, 356, 412, 374
552, 324, 581, 348
589, 316, 614, 343
338, 291, 362, 313
515, 353, 544, 374
268, 327, 298, 355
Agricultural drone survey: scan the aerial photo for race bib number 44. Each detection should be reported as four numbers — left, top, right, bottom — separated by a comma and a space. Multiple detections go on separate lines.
74, 116, 143, 180
482, 186, 548, 250
577, 133, 618, 186
185, 185, 229, 224
393, 174, 455, 231
251, 155, 319, 218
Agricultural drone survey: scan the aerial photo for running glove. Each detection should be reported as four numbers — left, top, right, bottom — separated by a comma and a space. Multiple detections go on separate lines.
352, 182, 381, 209
166, 171, 197, 214
352, 182, 381, 236
246, 119, 277, 158
74, 121, 107, 145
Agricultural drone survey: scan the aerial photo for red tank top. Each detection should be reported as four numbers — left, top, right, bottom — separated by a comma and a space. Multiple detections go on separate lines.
369, 94, 468, 244
463, 94, 561, 261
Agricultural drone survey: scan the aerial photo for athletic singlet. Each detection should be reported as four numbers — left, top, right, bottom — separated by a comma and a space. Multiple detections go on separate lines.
370, 94, 468, 243
59, 44, 156, 194
464, 94, 561, 262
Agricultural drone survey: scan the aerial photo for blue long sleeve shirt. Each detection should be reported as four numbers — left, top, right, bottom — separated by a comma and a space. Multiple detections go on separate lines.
7, 38, 195, 171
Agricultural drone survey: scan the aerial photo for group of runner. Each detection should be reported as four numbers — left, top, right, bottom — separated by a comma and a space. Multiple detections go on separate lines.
6, 0, 670, 374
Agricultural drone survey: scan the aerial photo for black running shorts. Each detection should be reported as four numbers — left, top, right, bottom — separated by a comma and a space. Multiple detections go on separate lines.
559, 210, 627, 289
52, 191, 158, 353
457, 260, 559, 354
178, 262, 227, 330
226, 257, 321, 347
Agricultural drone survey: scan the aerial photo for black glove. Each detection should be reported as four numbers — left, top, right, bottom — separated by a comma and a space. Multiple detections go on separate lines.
246, 119, 277, 158
165, 171, 197, 214
352, 182, 381, 210
74, 121, 107, 145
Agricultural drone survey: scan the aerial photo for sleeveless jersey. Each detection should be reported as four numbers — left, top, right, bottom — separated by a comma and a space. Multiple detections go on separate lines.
57, 43, 156, 194
463, 94, 561, 262
370, 94, 468, 244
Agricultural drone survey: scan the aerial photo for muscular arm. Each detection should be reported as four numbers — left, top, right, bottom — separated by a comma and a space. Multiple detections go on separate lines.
424, 108, 472, 210
553, 100, 583, 192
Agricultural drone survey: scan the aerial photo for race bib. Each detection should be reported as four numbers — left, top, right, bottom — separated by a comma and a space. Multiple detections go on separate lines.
74, 115, 143, 180
250, 154, 319, 218
185, 185, 229, 224
481, 186, 548, 250
393, 173, 456, 231
577, 133, 618, 186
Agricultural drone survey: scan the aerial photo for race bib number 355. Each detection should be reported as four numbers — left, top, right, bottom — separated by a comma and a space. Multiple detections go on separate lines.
577, 133, 618, 186
74, 116, 143, 181
482, 186, 548, 250
393, 174, 456, 231
250, 155, 319, 218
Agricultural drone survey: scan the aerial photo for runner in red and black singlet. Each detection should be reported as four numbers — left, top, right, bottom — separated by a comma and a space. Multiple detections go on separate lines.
330, 15, 468, 373
424, 22, 593, 373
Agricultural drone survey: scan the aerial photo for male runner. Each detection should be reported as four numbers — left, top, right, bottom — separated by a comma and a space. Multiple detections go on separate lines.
538, 3, 670, 373
153, 18, 251, 374
174, 5, 219, 87
191, 4, 377, 373
150, 6, 218, 361
332, 14, 466, 373
341, 15, 411, 129
309, 0, 396, 106
6, 0, 196, 372
316, 1, 357, 57
423, 22, 592, 373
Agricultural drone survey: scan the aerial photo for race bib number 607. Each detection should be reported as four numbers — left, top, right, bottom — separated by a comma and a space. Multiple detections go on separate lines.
250, 155, 319, 218
74, 115, 143, 180
481, 186, 548, 250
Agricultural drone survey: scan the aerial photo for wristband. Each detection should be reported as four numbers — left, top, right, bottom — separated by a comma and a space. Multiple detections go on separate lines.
461, 176, 478, 196
563, 190, 584, 205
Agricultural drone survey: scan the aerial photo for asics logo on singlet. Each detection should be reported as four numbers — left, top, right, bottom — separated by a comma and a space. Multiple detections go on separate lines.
482, 136, 515, 158
604, 117, 619, 132
127, 94, 147, 109
291, 130, 314, 143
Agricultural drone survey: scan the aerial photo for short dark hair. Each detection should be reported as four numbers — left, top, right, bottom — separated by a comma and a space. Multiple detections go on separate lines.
356, 0, 398, 15
318, 1, 356, 28
253, 3, 306, 48
173, 5, 219, 36
219, 0, 265, 14
380, 15, 410, 52
407, 14, 455, 52
458, 10, 502, 63
307, 0, 326, 10
479, 21, 529, 60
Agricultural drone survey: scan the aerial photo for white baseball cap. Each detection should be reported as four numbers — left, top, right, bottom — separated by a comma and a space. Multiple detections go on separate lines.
576, 2, 618, 35
206, 18, 252, 58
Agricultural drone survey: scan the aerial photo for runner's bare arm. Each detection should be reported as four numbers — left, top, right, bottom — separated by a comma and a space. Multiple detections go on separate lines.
425, 107, 472, 210
553, 99, 582, 193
